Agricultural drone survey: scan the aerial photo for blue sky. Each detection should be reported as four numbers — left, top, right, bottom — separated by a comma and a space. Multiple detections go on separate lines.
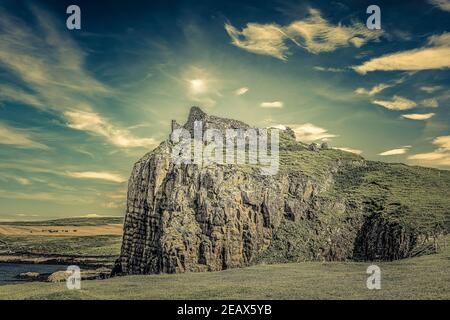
0, 0, 449, 220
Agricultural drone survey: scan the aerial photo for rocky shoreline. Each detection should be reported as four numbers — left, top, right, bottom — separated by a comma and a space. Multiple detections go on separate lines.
13, 267, 112, 283
0, 252, 115, 283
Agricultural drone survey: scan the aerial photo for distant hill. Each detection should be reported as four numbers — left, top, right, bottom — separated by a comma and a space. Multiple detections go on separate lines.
1, 217, 123, 226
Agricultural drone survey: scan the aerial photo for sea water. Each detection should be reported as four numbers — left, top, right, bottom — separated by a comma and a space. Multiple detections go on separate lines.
0, 263, 65, 285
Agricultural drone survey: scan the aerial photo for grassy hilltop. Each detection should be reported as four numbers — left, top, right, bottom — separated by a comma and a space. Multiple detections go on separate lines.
278, 132, 450, 236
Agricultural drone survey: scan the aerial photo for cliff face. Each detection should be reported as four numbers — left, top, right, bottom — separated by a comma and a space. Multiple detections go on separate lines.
113, 107, 449, 275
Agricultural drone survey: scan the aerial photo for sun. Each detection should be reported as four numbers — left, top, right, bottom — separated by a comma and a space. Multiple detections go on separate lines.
189, 79, 206, 94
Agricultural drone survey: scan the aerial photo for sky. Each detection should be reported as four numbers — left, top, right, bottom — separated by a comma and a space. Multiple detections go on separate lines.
0, 0, 449, 220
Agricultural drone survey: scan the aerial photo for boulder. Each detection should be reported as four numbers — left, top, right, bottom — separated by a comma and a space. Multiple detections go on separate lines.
308, 143, 319, 151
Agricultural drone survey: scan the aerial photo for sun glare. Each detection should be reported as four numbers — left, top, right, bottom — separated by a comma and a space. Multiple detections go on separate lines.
189, 79, 206, 93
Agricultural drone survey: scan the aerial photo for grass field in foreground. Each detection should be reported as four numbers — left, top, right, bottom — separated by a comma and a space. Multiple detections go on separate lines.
1, 239, 448, 300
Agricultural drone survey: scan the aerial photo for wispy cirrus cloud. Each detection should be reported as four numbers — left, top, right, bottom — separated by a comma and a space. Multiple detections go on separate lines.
225, 22, 288, 60
225, 8, 382, 60
401, 113, 435, 120
286, 9, 382, 53
428, 0, 450, 11
0, 159, 127, 184
0, 123, 48, 150
355, 77, 406, 97
65, 111, 157, 148
66, 171, 126, 183
0, 173, 32, 186
101, 188, 127, 209
289, 123, 337, 142
234, 87, 249, 96
334, 147, 363, 155
0, 189, 94, 203
378, 146, 411, 156
408, 136, 450, 167
421, 98, 439, 108
313, 66, 344, 73
0, 5, 155, 149
419, 86, 442, 93
260, 101, 284, 108
0, 6, 108, 112
372, 95, 417, 110
355, 83, 392, 96
353, 33, 450, 74
0, 86, 44, 109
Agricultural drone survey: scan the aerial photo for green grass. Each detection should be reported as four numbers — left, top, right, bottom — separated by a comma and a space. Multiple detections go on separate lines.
1, 239, 449, 300
332, 161, 450, 234
0, 235, 122, 256
279, 148, 361, 180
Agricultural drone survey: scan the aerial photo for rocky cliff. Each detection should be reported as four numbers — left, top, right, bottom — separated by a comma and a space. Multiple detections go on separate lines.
113, 107, 449, 275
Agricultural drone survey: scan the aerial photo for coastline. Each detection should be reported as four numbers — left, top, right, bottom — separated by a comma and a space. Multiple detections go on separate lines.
0, 252, 116, 268
0, 252, 115, 284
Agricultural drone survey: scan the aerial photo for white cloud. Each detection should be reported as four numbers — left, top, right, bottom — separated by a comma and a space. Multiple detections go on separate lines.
0, 173, 32, 185
334, 147, 363, 155
225, 8, 382, 60
408, 136, 450, 167
0, 189, 92, 203
15, 177, 32, 185
410, 150, 450, 166
421, 98, 439, 108
0, 190, 57, 202
101, 188, 127, 209
225, 22, 288, 60
0, 7, 156, 150
401, 113, 435, 120
66, 171, 126, 183
269, 124, 286, 130
313, 66, 344, 72
353, 33, 450, 74
235, 87, 249, 95
285, 9, 382, 54
65, 110, 157, 148
419, 86, 442, 93
378, 146, 411, 156
355, 83, 392, 96
434, 136, 450, 149
428, 0, 450, 11
372, 95, 417, 110
0, 123, 48, 150
0, 86, 44, 109
0, 6, 108, 112
260, 101, 284, 108
289, 123, 337, 142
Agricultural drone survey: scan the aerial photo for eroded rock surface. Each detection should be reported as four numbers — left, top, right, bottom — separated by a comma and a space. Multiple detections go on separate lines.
113, 107, 448, 275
